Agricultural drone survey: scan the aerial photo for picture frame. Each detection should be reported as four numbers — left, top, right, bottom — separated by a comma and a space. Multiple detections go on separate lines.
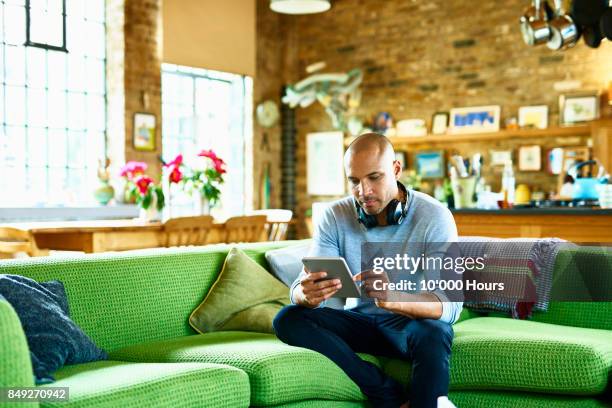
431, 112, 449, 135
518, 105, 548, 129
307, 131, 345, 196
490, 149, 513, 167
559, 92, 599, 125
133, 112, 156, 151
394, 151, 407, 169
415, 150, 445, 179
518, 145, 542, 171
449, 105, 500, 134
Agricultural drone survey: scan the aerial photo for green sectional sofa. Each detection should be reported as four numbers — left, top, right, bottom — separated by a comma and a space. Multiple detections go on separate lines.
0, 241, 611, 408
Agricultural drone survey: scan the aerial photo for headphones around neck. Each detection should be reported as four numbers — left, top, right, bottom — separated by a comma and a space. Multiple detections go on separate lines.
355, 181, 409, 229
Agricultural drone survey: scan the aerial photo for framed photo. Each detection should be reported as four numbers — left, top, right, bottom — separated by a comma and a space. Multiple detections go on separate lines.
307, 131, 345, 196
518, 105, 548, 129
415, 151, 445, 179
394, 151, 407, 169
518, 145, 542, 171
449, 105, 500, 134
133, 112, 156, 151
431, 112, 449, 135
490, 149, 513, 166
559, 92, 599, 125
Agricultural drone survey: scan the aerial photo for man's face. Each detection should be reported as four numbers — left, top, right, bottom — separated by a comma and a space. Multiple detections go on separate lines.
345, 149, 401, 215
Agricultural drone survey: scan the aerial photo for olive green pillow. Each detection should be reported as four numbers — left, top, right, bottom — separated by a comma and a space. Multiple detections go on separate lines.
189, 247, 290, 334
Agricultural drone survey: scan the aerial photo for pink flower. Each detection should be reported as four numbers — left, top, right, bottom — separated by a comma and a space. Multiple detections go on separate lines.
120, 161, 148, 179
135, 175, 153, 195
169, 166, 183, 183
164, 154, 183, 168
198, 149, 219, 161
213, 160, 226, 175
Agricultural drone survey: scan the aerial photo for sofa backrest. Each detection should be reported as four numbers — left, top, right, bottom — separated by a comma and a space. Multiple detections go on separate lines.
0, 241, 300, 352
530, 246, 612, 330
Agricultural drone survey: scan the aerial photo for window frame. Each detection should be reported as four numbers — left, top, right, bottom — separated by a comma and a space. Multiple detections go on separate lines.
25, 0, 68, 52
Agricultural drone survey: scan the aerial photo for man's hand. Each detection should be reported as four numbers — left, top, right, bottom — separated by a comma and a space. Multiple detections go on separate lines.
295, 270, 342, 308
354, 270, 393, 310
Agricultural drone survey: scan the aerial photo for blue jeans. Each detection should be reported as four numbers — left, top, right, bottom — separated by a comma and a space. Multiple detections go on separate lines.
273, 305, 453, 408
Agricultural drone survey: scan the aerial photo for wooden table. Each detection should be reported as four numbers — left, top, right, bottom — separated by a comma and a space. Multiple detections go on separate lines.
2, 219, 226, 253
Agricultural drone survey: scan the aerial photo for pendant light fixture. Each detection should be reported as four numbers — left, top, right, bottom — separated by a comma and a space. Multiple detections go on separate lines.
270, 0, 331, 15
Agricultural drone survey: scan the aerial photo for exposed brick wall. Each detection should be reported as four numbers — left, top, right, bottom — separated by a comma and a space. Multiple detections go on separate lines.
256, 0, 612, 236
107, 0, 162, 183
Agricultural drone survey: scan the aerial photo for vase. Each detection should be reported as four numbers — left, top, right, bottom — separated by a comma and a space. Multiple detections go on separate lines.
139, 195, 161, 222
198, 195, 210, 215
94, 181, 115, 205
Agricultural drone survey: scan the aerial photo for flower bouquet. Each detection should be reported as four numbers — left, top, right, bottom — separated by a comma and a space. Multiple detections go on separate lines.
120, 161, 165, 220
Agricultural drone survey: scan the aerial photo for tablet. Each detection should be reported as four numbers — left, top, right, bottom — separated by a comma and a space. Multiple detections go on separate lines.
301, 257, 361, 298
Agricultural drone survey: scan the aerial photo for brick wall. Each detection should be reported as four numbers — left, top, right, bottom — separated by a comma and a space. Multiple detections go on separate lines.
107, 0, 162, 183
256, 0, 612, 236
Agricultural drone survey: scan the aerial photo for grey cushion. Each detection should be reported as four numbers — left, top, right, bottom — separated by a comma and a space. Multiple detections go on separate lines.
265, 244, 345, 310
0, 275, 107, 384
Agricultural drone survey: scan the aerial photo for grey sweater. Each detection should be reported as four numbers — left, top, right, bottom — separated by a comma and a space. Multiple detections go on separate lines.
290, 189, 463, 324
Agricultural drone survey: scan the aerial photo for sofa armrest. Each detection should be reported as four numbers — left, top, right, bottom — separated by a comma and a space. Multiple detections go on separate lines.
0, 299, 35, 390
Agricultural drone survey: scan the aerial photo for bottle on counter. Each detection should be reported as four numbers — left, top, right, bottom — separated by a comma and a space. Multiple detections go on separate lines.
501, 161, 515, 208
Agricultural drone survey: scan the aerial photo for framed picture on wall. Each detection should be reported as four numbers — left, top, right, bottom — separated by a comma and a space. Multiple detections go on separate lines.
518, 145, 542, 171
431, 112, 449, 135
559, 92, 599, 125
518, 105, 548, 129
133, 112, 156, 151
415, 151, 445, 179
449, 105, 500, 134
307, 131, 345, 196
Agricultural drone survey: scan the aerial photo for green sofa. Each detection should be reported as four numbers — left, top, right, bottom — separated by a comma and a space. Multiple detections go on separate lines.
0, 240, 610, 408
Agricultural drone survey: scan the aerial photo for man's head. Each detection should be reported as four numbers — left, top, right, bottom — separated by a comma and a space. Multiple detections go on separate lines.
344, 132, 401, 216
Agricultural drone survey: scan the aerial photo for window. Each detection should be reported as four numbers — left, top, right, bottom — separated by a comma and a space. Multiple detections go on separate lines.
0, 0, 106, 207
162, 63, 252, 217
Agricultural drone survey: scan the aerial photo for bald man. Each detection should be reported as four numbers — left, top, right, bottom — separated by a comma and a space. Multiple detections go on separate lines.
273, 133, 462, 408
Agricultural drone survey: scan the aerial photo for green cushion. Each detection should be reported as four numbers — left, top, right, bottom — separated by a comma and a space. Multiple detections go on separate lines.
382, 317, 612, 395
109, 331, 379, 406
39, 360, 249, 408
449, 391, 609, 408
189, 247, 290, 334
0, 241, 302, 352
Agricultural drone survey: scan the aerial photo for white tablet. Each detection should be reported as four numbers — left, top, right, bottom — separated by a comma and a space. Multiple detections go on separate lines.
301, 257, 361, 298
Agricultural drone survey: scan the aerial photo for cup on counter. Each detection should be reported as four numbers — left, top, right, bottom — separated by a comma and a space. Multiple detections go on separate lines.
451, 176, 477, 209
597, 184, 612, 209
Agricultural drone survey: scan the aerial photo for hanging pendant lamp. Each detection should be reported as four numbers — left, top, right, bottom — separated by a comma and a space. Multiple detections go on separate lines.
270, 0, 331, 15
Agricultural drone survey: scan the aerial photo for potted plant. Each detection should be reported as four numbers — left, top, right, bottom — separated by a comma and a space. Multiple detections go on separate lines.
119, 161, 165, 221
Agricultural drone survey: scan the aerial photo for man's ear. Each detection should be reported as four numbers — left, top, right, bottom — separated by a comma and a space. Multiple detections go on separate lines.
392, 160, 402, 179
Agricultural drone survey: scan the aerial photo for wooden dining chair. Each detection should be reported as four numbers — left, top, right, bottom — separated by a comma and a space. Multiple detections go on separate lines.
251, 209, 293, 241
0, 227, 47, 258
223, 215, 268, 243
163, 215, 214, 247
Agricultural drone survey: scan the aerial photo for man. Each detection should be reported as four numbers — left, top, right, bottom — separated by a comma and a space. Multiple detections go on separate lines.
273, 133, 462, 408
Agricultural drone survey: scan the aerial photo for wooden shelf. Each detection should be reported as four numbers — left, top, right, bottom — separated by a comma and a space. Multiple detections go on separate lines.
346, 124, 592, 146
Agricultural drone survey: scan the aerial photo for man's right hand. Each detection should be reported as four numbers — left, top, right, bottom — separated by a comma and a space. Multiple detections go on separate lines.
295, 271, 342, 308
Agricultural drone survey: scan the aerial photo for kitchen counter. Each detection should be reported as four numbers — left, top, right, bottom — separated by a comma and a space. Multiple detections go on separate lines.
451, 208, 612, 242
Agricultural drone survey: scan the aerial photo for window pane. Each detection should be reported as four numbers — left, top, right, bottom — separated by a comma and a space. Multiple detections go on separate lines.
4, 5, 26, 46
85, 0, 104, 23
0, 126, 25, 166
67, 55, 86, 91
27, 88, 47, 127
66, 16, 85, 55
67, 130, 85, 168
27, 126, 47, 167
27, 166, 48, 204
86, 58, 104, 94
47, 90, 67, 128
86, 94, 105, 131
26, 47, 47, 88
47, 128, 66, 167
48, 167, 68, 203
67, 91, 86, 130
30, 9, 64, 47
85, 23, 105, 59
66, 0, 84, 20
5, 45, 26, 86
5, 85, 26, 125
47, 50, 67, 90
